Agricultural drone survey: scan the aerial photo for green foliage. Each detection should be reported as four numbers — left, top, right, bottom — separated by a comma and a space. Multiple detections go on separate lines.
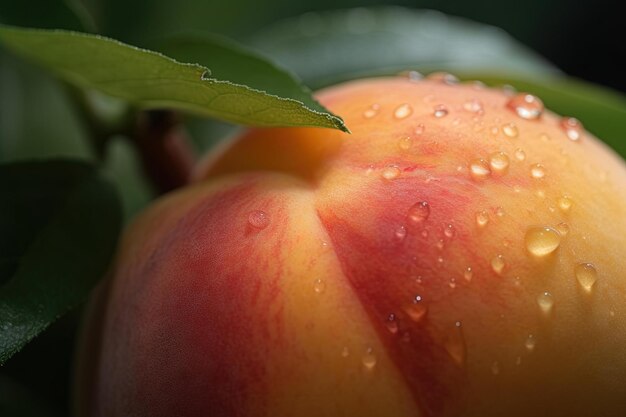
0, 25, 347, 131
249, 7, 558, 88
0, 160, 121, 364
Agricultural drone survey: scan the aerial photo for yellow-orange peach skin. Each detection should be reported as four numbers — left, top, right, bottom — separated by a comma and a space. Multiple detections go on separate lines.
76, 76, 626, 417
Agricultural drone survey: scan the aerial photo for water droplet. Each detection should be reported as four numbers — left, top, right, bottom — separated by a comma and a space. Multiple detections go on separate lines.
404, 295, 428, 322
489, 152, 510, 173
555, 222, 570, 236
525, 226, 561, 257
414, 124, 425, 135
394, 103, 413, 119
464, 266, 473, 282
403, 70, 424, 82
394, 225, 407, 241
362, 347, 377, 370
463, 99, 484, 113
525, 334, 536, 352
398, 136, 413, 150
576, 263, 597, 293
427, 71, 459, 84
313, 278, 326, 293
363, 104, 380, 119
502, 84, 517, 96
248, 210, 270, 229
530, 163, 546, 179
506, 93, 544, 120
341, 346, 350, 357
435, 239, 445, 250
560, 117, 583, 141
476, 210, 490, 228
386, 313, 399, 334
381, 165, 401, 180
470, 159, 491, 180
558, 196, 573, 212
502, 123, 519, 138
491, 361, 500, 375
444, 321, 466, 366
514, 148, 526, 161
537, 291, 554, 314
444, 223, 456, 239
433, 104, 449, 118
449, 278, 457, 289
407, 201, 430, 225
491, 254, 506, 275
495, 207, 506, 217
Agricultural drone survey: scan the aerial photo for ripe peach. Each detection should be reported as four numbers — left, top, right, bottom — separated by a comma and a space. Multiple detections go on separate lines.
76, 76, 626, 417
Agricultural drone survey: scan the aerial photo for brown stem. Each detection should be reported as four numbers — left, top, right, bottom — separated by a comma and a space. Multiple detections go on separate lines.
132, 110, 197, 194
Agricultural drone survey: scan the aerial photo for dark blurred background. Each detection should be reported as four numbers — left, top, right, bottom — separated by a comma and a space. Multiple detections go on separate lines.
0, 0, 624, 92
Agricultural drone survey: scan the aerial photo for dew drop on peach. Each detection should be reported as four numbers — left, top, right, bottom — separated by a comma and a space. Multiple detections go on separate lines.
475, 210, 489, 228
386, 313, 399, 334
515, 148, 526, 161
394, 225, 407, 241
463, 99, 483, 113
407, 201, 430, 225
248, 210, 270, 229
575, 263, 598, 293
525, 226, 561, 257
398, 136, 413, 150
362, 347, 377, 371
464, 266, 473, 282
394, 103, 412, 119
381, 165, 401, 180
414, 123, 425, 135
530, 163, 546, 179
443, 223, 456, 239
363, 103, 380, 119
560, 117, 583, 141
506, 93, 544, 120
537, 291, 554, 314
489, 152, 510, 173
502, 122, 519, 138
313, 278, 326, 294
491, 254, 505, 275
558, 195, 573, 212
403, 70, 423, 82
426, 71, 459, 84
404, 295, 428, 322
470, 158, 491, 180
433, 104, 449, 118
444, 321, 466, 367
525, 334, 536, 352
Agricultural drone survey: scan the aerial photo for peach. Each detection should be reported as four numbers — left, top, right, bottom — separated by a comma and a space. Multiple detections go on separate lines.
76, 76, 626, 417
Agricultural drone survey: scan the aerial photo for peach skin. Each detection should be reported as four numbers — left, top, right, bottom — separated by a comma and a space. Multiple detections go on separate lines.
76, 75, 626, 417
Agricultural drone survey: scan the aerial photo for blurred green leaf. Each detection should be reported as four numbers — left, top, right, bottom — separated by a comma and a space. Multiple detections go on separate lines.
465, 74, 626, 159
249, 7, 559, 89
0, 159, 121, 364
0, 0, 86, 31
0, 25, 348, 131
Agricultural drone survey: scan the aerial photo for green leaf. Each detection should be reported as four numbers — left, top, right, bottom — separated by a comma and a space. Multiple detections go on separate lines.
464, 74, 626, 160
153, 33, 338, 126
249, 7, 559, 88
0, 25, 347, 132
0, 159, 122, 364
